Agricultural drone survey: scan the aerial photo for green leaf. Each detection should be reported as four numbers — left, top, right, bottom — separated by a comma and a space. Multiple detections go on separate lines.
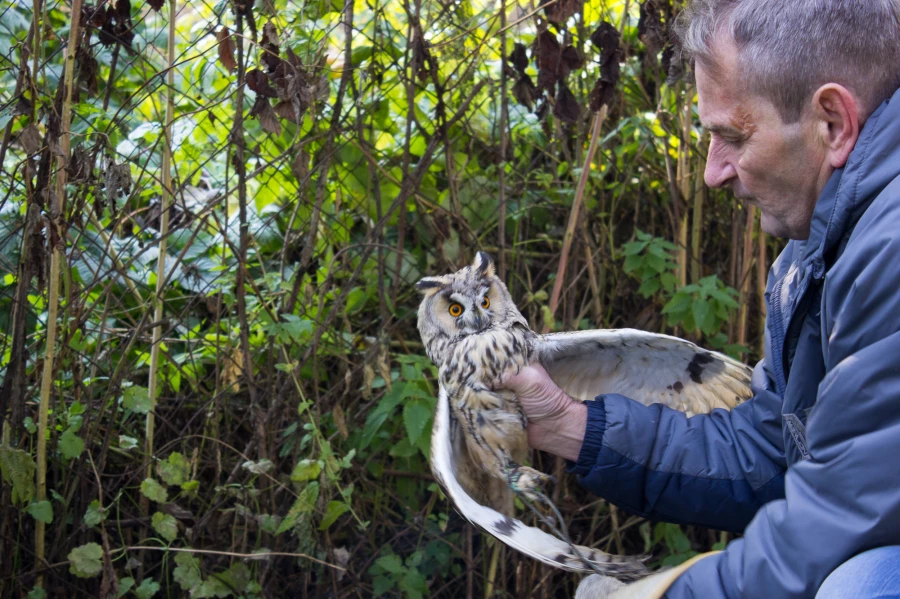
637, 278, 660, 298
403, 398, 432, 444
276, 482, 319, 534
373, 575, 394, 595
375, 554, 404, 575
0, 447, 36, 505
662, 292, 692, 315
140, 478, 168, 503
134, 578, 161, 599
389, 437, 418, 458
27, 587, 46, 599
173, 552, 202, 591
27, 500, 53, 524
84, 499, 105, 527
290, 459, 321, 482
691, 300, 710, 333
118, 435, 138, 450
123, 386, 154, 414
400, 568, 428, 598
151, 511, 179, 542
117, 576, 135, 598
59, 428, 85, 459
157, 452, 190, 486
318, 500, 349, 530
68, 542, 103, 578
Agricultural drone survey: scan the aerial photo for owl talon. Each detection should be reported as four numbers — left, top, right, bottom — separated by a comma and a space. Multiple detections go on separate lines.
507, 465, 555, 500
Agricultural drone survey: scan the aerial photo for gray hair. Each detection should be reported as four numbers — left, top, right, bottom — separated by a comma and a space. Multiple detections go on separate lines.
675, 0, 900, 122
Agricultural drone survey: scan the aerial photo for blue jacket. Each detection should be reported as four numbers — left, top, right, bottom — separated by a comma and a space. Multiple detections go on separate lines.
572, 85, 900, 598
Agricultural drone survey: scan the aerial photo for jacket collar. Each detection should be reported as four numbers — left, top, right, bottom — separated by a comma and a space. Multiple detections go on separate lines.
801, 85, 900, 274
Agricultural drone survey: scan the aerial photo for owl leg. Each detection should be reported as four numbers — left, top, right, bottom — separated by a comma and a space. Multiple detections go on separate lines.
457, 399, 553, 501
506, 463, 555, 500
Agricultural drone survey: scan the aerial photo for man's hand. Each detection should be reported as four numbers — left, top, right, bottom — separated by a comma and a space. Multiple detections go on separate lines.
499, 364, 588, 462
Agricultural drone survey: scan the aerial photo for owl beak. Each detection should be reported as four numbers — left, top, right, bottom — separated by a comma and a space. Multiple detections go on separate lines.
472, 313, 488, 330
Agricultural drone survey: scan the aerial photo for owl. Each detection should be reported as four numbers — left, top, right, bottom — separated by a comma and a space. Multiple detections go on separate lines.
416, 252, 753, 578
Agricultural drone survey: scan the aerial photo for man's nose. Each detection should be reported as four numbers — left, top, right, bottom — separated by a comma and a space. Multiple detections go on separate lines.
704, 137, 737, 189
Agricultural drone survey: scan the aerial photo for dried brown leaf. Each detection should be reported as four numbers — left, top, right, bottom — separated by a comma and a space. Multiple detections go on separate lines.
590, 21, 620, 60
534, 29, 566, 92
17, 124, 42, 155
262, 21, 279, 46
146, 0, 164, 12
115, 0, 131, 21
638, 0, 665, 55
554, 83, 581, 124
217, 28, 237, 73
249, 96, 282, 135
247, 69, 277, 98
512, 75, 538, 110
509, 42, 528, 73
273, 100, 300, 123
544, 0, 583, 24
561, 45, 585, 70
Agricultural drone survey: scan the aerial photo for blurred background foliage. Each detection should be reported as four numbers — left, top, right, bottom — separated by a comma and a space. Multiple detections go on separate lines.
0, 0, 777, 595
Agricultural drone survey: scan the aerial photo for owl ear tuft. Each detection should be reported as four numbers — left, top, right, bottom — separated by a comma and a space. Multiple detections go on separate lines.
472, 251, 495, 277
416, 277, 444, 294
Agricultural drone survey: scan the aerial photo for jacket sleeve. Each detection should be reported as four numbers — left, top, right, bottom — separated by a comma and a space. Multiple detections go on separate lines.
663, 197, 900, 598
570, 357, 787, 532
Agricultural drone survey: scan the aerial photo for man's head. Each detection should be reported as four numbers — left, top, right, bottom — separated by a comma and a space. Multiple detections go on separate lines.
676, 0, 900, 239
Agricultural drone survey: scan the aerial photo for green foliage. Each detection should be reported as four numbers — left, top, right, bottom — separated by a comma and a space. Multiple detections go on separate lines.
134, 579, 161, 599
622, 230, 679, 298
0, 448, 36, 505
157, 452, 191, 486
369, 550, 430, 599
663, 275, 740, 336
140, 478, 168, 504
652, 523, 700, 567
123, 386, 154, 414
151, 512, 179, 542
59, 428, 85, 460
83, 500, 105, 527
68, 543, 103, 578
27, 500, 53, 524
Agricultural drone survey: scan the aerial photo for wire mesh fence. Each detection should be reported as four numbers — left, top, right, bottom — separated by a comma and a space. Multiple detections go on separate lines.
0, 0, 774, 595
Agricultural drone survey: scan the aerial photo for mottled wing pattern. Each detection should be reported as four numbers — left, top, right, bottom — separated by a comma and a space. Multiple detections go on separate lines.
535, 329, 752, 415
431, 385, 648, 578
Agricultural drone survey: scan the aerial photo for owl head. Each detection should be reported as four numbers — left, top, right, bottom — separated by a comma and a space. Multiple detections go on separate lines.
416, 252, 526, 361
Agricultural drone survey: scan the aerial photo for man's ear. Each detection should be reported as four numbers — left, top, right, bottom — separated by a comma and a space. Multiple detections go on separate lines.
811, 83, 860, 170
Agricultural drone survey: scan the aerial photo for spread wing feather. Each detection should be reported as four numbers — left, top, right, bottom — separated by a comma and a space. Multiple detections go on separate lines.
432, 385, 648, 578
535, 329, 752, 415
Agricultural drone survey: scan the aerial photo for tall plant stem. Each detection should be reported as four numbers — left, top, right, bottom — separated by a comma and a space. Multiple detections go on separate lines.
545, 105, 607, 332
146, 0, 176, 482
35, 0, 82, 583
497, 0, 508, 280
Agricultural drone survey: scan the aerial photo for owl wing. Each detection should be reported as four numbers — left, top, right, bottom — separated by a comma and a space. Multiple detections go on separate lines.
534, 329, 752, 415
431, 383, 648, 577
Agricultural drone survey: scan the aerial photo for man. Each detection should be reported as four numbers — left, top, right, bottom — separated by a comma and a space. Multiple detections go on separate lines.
502, 0, 900, 597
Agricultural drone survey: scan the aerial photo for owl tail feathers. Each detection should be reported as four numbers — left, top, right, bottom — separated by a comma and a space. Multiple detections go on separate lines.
430, 387, 648, 579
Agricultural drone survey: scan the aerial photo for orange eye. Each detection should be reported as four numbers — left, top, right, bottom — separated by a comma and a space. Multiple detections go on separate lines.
448, 303, 464, 317
481, 296, 490, 309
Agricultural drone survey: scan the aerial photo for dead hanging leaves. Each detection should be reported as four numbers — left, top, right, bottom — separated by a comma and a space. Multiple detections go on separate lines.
544, 0, 584, 24
242, 21, 328, 135
217, 28, 237, 73
85, 0, 134, 50
588, 21, 621, 112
